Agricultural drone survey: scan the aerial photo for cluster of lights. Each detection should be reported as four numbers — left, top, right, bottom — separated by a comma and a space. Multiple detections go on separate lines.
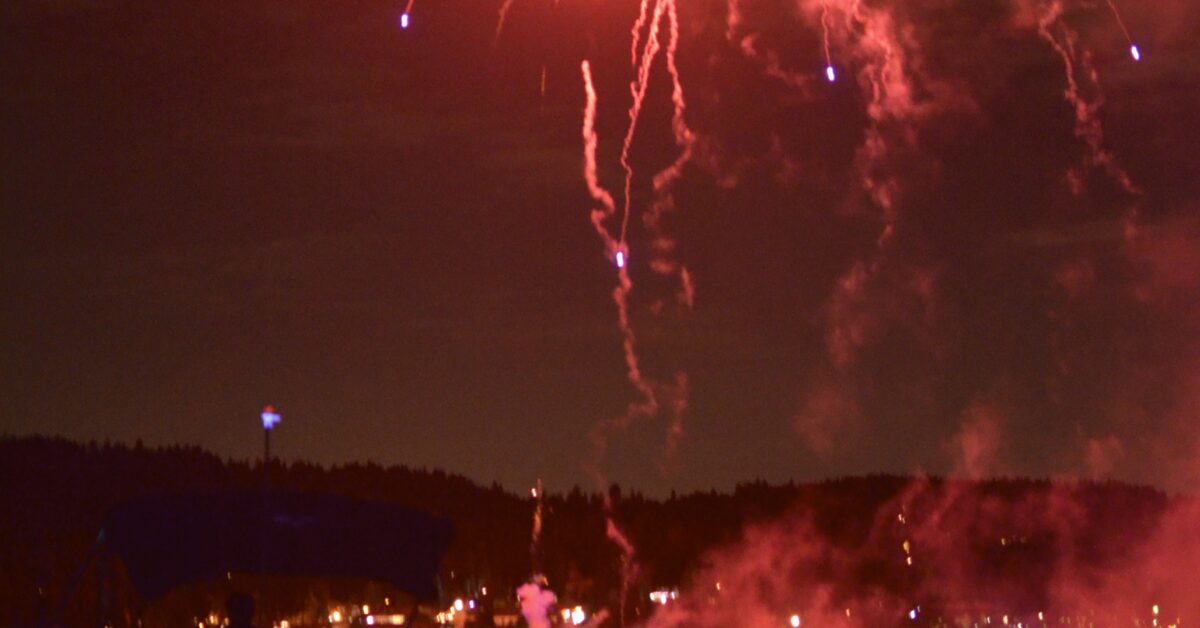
435, 598, 479, 625
927, 606, 1180, 627
559, 606, 588, 625
648, 589, 679, 605
364, 614, 406, 625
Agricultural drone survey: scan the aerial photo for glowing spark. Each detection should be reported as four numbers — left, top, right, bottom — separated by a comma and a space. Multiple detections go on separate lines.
1130, 44, 1141, 61
401, 0, 415, 28
616, 250, 626, 268
826, 65, 837, 82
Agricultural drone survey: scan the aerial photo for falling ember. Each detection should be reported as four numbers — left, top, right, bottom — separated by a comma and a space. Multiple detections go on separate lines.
616, 250, 626, 268
825, 65, 836, 82
1130, 44, 1141, 61
401, 0, 415, 28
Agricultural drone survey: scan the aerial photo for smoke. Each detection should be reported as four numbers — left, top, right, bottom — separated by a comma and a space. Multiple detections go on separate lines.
573, 1, 1200, 618
639, 478, 1200, 627
792, 371, 859, 458
946, 400, 1006, 480
518, 579, 558, 628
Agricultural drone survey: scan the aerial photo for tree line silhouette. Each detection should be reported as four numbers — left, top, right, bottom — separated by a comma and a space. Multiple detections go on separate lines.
0, 435, 1182, 626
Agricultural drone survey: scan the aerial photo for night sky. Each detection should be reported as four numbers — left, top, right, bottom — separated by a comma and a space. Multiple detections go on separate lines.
3, 0, 1199, 497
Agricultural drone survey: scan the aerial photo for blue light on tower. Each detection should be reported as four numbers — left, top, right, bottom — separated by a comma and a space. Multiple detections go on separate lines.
261, 405, 281, 430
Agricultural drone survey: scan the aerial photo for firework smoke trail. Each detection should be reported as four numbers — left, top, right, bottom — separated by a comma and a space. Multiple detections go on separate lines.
530, 479, 544, 574
1034, 0, 1139, 196
724, 0, 743, 40
583, 0, 698, 607
618, 0, 670, 247
822, 1, 837, 81
582, 61, 652, 404
1104, 0, 1141, 61
641, 0, 696, 465
644, 0, 695, 239
631, 0, 653, 68
822, 0, 926, 367
495, 0, 517, 43
583, 59, 658, 624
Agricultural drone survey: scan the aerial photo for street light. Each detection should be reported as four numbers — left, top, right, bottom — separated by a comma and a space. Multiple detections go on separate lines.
261, 405, 281, 466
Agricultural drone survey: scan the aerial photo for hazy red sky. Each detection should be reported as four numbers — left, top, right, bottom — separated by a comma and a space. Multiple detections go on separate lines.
3, 0, 1199, 496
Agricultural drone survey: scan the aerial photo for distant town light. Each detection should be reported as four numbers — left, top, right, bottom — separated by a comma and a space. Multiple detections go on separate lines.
572, 606, 586, 625
649, 589, 677, 605
454, 599, 464, 612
